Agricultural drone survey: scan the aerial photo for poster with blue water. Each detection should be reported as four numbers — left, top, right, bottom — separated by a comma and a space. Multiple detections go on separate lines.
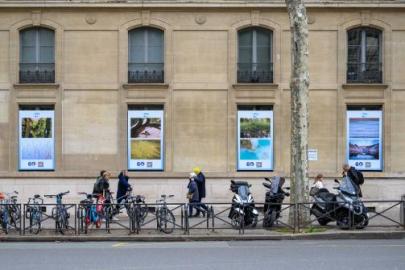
238, 110, 273, 170
19, 110, 55, 170
346, 110, 382, 171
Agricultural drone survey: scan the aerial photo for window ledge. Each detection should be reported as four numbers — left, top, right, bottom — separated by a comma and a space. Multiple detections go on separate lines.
123, 83, 169, 90
232, 83, 278, 90
14, 83, 59, 90
342, 83, 388, 90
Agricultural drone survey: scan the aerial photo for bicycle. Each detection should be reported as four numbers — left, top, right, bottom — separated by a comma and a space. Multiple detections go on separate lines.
155, 194, 175, 234
121, 191, 148, 232
44, 191, 70, 234
77, 192, 101, 234
26, 194, 44, 234
0, 191, 20, 234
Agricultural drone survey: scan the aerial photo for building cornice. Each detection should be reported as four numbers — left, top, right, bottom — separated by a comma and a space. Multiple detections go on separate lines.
1, 0, 405, 9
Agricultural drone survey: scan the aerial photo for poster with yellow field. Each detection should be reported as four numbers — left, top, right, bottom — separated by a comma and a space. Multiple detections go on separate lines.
128, 110, 164, 170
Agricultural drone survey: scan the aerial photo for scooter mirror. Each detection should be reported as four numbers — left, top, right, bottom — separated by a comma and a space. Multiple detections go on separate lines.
334, 179, 340, 184
264, 177, 271, 181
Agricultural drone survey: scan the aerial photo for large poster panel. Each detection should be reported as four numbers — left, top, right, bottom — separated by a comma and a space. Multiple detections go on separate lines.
128, 110, 164, 170
19, 110, 55, 170
346, 110, 383, 171
237, 110, 273, 170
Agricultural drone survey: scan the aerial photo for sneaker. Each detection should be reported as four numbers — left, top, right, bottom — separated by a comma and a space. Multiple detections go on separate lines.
112, 216, 119, 221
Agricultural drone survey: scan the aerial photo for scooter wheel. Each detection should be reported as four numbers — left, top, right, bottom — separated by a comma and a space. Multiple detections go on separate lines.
355, 214, 369, 229
317, 217, 330, 226
230, 213, 242, 229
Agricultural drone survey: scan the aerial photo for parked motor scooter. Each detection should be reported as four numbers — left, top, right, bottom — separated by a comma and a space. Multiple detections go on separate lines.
310, 177, 368, 229
262, 177, 290, 228
228, 180, 259, 228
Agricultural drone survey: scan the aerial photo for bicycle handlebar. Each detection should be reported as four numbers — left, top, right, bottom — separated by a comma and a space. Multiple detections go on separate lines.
44, 190, 70, 198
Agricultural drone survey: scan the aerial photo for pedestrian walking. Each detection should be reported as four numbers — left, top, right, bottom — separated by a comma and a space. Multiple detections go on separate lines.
193, 167, 208, 217
187, 172, 200, 217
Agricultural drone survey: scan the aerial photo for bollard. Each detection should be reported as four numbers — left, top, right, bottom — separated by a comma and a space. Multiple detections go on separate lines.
401, 195, 405, 229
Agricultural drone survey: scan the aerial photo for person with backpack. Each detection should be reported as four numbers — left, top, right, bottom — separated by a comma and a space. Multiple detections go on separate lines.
93, 170, 106, 195
342, 164, 364, 197
187, 172, 200, 218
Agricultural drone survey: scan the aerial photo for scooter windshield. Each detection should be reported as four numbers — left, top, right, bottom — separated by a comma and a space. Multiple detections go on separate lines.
271, 176, 284, 194
237, 186, 250, 200
340, 176, 358, 196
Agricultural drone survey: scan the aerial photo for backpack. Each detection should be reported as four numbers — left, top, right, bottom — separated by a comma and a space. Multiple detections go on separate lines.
93, 177, 102, 194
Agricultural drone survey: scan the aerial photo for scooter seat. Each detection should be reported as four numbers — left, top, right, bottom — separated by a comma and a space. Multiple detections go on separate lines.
318, 192, 336, 202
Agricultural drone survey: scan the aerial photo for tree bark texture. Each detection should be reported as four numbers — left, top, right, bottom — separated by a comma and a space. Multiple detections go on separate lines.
285, 0, 310, 225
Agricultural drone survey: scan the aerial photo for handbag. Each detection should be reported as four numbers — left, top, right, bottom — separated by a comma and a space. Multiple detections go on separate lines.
186, 192, 193, 200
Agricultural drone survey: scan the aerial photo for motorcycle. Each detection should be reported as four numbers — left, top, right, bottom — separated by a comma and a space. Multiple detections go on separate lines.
310, 177, 368, 230
262, 177, 290, 228
228, 180, 259, 229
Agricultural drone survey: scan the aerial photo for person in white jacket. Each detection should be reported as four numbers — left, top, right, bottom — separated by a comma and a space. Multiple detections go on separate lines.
313, 174, 324, 189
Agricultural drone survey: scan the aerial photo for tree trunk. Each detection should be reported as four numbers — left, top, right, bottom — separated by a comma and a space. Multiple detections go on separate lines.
285, 0, 310, 228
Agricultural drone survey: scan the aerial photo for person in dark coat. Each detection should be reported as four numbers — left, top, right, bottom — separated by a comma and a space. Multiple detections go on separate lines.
117, 170, 132, 204
193, 167, 208, 217
187, 173, 200, 217
98, 171, 111, 197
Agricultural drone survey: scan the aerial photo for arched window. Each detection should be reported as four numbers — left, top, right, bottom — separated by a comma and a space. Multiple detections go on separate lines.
347, 27, 382, 83
19, 27, 55, 83
128, 27, 164, 83
237, 27, 273, 83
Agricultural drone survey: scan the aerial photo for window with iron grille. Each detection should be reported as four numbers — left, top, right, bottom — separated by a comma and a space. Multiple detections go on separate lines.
237, 27, 273, 83
347, 27, 382, 84
128, 27, 164, 83
19, 27, 55, 83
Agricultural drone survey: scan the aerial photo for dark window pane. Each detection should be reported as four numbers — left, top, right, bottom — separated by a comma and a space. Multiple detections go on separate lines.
128, 27, 164, 64
347, 27, 382, 83
348, 28, 361, 46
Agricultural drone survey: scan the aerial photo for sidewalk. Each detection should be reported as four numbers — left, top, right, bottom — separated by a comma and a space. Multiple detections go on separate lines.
1, 209, 404, 242
1, 226, 404, 242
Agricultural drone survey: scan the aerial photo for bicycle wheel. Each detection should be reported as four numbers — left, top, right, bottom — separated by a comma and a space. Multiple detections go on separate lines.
56, 209, 68, 234
128, 206, 137, 233
10, 205, 20, 230
104, 205, 112, 230
1, 209, 9, 234
31, 210, 41, 235
77, 207, 85, 233
139, 202, 148, 222
158, 208, 175, 234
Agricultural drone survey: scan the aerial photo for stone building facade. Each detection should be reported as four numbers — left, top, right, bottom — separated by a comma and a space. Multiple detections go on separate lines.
0, 0, 405, 203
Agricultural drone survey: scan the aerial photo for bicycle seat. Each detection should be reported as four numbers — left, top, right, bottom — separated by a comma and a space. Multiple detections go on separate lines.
34, 194, 41, 199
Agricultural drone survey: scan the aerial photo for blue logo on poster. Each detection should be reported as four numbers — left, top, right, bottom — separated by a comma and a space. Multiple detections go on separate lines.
137, 162, 145, 167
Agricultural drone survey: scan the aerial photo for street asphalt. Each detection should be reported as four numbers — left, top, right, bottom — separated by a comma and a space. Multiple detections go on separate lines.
1, 240, 405, 270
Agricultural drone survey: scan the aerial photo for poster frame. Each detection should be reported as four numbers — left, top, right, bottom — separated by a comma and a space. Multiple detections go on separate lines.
237, 108, 274, 171
346, 109, 383, 172
127, 109, 165, 171
18, 109, 55, 171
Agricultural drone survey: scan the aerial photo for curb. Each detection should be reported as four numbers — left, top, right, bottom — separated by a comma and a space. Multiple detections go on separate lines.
1, 231, 404, 242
